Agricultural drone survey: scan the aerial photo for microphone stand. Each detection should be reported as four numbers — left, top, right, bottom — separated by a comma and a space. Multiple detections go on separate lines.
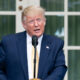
34, 44, 37, 78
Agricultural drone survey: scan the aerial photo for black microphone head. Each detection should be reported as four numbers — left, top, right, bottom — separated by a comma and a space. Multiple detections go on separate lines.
32, 35, 38, 46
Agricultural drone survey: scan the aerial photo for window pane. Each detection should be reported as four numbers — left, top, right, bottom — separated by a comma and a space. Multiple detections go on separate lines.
40, 0, 64, 11
68, 0, 80, 11
68, 16, 80, 45
0, 0, 16, 11
68, 50, 80, 80
45, 16, 64, 40
0, 15, 15, 40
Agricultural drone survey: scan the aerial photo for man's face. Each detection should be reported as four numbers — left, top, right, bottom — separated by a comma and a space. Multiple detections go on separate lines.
23, 14, 46, 37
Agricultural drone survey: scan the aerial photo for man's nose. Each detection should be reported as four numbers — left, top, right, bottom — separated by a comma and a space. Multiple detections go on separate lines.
34, 20, 38, 26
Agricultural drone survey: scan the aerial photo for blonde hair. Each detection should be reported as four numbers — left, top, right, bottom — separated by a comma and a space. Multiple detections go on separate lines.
22, 5, 45, 22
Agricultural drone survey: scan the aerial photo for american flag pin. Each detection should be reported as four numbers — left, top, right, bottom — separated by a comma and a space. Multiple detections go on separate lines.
46, 46, 49, 49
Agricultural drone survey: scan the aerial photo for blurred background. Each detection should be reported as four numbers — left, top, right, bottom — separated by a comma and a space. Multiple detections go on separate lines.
0, 0, 80, 80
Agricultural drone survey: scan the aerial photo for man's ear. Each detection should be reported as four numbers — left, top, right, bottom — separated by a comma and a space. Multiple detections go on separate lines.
22, 16, 27, 26
44, 18, 46, 26
22, 21, 25, 26
44, 19, 46, 26
22, 21, 26, 29
44, 21, 46, 25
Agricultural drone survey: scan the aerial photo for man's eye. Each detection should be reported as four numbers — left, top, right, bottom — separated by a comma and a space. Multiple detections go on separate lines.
29, 20, 34, 23
37, 18, 41, 22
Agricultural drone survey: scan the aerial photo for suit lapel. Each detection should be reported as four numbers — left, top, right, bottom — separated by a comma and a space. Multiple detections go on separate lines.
38, 34, 51, 78
16, 31, 29, 80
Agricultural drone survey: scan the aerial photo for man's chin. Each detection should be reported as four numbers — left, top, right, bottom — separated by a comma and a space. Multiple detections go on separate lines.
34, 33, 42, 38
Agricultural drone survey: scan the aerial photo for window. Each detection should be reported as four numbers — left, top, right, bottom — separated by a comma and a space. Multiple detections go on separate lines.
40, 0, 80, 80
0, 0, 16, 40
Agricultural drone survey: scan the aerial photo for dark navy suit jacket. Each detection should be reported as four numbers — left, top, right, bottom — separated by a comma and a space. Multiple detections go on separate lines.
0, 31, 67, 80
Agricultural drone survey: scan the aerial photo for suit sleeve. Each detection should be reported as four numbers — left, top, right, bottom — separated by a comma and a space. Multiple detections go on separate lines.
43, 40, 67, 80
0, 39, 7, 80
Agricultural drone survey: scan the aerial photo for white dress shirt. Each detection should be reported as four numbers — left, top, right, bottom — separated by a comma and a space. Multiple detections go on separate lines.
26, 33, 43, 79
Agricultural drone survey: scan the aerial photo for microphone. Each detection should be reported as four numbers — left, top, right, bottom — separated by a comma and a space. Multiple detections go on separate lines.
32, 35, 38, 78
32, 35, 38, 47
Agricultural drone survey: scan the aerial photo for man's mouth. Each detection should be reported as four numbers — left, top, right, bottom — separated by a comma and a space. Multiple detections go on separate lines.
34, 29, 40, 33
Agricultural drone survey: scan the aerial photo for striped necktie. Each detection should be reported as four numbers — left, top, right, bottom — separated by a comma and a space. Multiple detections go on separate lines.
31, 46, 39, 78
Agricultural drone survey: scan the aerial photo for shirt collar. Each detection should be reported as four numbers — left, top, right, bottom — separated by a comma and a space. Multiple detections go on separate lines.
26, 33, 43, 45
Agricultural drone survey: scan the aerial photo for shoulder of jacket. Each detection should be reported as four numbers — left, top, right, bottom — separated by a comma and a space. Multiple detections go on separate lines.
1, 31, 26, 41
44, 34, 63, 42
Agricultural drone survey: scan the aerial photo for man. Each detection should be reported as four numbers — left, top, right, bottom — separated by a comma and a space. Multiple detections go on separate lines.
0, 5, 67, 80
